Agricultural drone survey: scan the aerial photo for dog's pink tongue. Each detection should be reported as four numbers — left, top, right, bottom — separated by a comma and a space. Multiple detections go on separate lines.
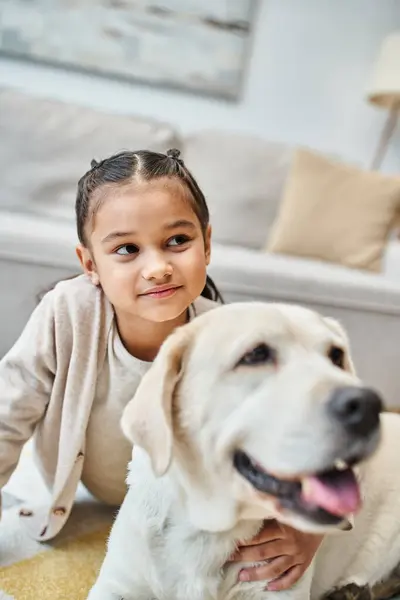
301, 469, 361, 516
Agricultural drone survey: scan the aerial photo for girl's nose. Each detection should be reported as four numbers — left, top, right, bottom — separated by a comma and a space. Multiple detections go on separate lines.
141, 252, 173, 281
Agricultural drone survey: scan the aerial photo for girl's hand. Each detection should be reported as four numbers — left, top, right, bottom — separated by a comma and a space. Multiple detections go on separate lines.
229, 520, 324, 591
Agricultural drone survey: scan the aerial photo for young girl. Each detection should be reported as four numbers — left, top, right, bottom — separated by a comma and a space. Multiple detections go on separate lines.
0, 148, 322, 588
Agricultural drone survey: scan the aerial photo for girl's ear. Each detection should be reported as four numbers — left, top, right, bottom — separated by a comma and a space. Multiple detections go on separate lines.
76, 244, 100, 286
205, 225, 212, 266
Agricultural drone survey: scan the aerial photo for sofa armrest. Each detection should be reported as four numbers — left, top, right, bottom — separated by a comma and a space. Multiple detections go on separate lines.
383, 240, 400, 282
210, 243, 400, 314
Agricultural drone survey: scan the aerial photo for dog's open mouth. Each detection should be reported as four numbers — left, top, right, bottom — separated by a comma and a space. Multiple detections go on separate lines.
233, 450, 361, 526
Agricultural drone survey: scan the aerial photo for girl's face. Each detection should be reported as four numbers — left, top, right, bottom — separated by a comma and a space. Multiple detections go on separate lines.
77, 178, 211, 323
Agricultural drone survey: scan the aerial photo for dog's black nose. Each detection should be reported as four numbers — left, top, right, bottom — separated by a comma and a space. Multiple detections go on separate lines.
328, 386, 383, 437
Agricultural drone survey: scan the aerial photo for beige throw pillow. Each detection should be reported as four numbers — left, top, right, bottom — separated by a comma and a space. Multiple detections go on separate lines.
266, 149, 400, 272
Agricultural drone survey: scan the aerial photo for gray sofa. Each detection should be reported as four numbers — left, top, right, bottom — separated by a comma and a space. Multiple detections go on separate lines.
1, 87, 400, 408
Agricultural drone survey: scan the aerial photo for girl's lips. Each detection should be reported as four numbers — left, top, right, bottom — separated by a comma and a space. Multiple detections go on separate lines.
140, 286, 182, 299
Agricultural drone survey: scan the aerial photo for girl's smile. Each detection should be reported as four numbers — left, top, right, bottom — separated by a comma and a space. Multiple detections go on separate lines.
138, 284, 183, 299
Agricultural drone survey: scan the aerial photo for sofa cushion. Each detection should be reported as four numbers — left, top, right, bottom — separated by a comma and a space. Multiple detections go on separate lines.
266, 148, 400, 272
183, 130, 293, 250
0, 87, 181, 221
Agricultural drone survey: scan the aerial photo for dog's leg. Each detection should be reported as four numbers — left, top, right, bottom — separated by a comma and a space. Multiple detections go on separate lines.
320, 565, 400, 600
371, 562, 400, 600
319, 562, 400, 600
86, 582, 122, 600
87, 580, 156, 600
321, 583, 373, 600
321, 510, 400, 600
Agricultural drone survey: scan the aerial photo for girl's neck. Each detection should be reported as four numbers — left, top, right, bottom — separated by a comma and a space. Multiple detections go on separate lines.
115, 307, 189, 362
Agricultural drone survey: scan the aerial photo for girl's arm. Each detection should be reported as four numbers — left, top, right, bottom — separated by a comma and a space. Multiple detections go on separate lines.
0, 292, 56, 515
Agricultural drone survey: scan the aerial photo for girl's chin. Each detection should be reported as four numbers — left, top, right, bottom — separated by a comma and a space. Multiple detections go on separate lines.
137, 304, 189, 325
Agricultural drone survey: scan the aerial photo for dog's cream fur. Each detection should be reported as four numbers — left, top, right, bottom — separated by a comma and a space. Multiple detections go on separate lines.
87, 303, 400, 600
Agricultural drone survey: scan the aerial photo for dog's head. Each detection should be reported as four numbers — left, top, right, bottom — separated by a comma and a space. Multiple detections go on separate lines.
121, 303, 383, 534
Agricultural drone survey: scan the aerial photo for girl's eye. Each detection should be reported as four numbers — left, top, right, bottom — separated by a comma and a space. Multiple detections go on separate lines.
115, 244, 139, 256
168, 235, 190, 247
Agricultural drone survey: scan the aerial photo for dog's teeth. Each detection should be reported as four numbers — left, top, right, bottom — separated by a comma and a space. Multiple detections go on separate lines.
334, 459, 348, 471
301, 478, 311, 497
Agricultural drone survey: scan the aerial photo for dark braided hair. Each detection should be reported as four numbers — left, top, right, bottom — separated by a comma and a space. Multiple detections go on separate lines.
75, 148, 223, 303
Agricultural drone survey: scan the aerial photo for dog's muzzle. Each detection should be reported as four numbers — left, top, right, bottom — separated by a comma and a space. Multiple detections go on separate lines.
233, 385, 383, 526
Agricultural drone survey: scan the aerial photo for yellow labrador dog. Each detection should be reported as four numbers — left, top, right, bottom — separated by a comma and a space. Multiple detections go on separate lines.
87, 303, 400, 600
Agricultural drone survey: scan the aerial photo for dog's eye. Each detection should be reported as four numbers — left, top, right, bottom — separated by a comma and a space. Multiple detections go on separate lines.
238, 343, 277, 367
328, 346, 345, 369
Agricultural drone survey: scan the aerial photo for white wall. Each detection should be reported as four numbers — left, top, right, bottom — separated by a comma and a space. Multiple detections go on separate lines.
1, 0, 399, 172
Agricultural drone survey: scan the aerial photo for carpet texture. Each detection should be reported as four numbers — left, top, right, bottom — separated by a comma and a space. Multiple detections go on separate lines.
0, 528, 109, 600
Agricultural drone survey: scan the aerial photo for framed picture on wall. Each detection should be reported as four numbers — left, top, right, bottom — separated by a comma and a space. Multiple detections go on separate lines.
0, 0, 259, 101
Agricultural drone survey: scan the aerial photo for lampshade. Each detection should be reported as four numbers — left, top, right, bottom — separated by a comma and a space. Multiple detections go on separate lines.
366, 31, 400, 109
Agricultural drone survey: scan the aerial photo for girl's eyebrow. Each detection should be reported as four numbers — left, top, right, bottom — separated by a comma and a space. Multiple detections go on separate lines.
102, 231, 134, 244
164, 219, 196, 230
101, 220, 196, 244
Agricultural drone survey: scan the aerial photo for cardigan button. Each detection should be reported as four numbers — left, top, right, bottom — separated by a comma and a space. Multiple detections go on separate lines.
53, 507, 67, 516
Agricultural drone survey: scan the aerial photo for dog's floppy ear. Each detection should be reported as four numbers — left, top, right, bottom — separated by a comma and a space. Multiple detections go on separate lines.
324, 317, 356, 375
121, 327, 191, 477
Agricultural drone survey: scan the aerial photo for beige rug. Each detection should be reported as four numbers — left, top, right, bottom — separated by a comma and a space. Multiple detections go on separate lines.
0, 443, 115, 600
